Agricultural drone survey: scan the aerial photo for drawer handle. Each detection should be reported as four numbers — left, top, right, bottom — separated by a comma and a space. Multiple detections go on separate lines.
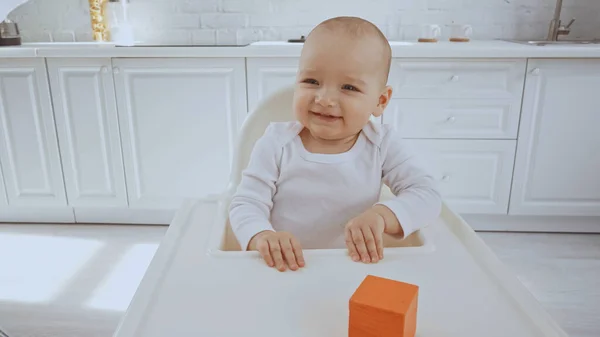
441, 175, 450, 182
446, 116, 456, 124
450, 75, 459, 82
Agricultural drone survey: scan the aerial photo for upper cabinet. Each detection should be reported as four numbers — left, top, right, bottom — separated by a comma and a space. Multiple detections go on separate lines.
509, 59, 600, 216
246, 58, 299, 112
112, 58, 247, 211
0, 59, 68, 210
47, 58, 128, 209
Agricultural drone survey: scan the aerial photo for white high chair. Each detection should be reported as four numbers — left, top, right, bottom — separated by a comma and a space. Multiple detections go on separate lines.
113, 85, 569, 337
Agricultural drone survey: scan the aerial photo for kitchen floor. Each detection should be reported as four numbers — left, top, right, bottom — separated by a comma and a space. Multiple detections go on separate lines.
0, 224, 599, 337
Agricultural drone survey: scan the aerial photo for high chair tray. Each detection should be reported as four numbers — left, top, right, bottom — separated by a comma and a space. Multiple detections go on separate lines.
114, 198, 568, 337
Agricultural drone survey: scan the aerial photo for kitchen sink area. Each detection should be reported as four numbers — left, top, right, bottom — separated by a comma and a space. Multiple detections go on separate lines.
505, 39, 600, 46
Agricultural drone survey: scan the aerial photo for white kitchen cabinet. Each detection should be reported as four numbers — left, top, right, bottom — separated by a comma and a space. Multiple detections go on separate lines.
112, 58, 247, 221
407, 139, 517, 214
0, 58, 73, 222
246, 58, 299, 112
47, 58, 128, 215
389, 59, 527, 99
384, 99, 520, 139
509, 59, 600, 216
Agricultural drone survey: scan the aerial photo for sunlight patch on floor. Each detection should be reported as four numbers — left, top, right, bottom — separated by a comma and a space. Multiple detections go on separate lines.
85, 243, 160, 311
0, 233, 103, 303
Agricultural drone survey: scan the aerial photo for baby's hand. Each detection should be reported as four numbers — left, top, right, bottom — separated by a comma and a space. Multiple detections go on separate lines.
248, 231, 305, 272
344, 209, 385, 263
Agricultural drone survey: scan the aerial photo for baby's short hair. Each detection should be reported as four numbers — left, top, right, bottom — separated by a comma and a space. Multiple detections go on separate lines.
306, 16, 392, 84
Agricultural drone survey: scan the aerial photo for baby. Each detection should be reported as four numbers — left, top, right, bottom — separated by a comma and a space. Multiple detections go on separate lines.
229, 16, 442, 272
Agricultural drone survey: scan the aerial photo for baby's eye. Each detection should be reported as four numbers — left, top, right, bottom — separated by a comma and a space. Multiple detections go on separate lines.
342, 84, 359, 91
302, 78, 319, 85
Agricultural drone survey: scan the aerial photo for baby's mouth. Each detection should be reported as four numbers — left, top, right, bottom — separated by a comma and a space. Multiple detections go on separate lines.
311, 111, 342, 121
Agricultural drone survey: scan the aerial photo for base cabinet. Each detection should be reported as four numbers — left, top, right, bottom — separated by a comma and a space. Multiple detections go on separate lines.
47, 58, 128, 211
407, 139, 517, 214
0, 58, 73, 222
509, 59, 600, 216
112, 58, 247, 219
246, 58, 299, 112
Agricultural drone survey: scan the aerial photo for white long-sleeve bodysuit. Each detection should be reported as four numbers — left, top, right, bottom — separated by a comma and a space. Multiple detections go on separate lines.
229, 120, 442, 251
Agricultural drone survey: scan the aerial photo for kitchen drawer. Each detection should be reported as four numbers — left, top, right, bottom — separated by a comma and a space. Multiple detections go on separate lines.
390, 59, 526, 99
384, 99, 520, 139
407, 139, 516, 214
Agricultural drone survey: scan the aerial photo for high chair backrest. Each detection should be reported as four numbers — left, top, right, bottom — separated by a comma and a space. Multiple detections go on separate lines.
226, 85, 296, 197
221, 85, 296, 251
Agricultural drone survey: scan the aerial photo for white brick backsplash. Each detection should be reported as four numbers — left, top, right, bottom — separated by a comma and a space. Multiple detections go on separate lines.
277, 27, 315, 40
178, 0, 219, 13
136, 29, 192, 45
7, 0, 600, 45
201, 13, 249, 28
236, 28, 281, 45
249, 13, 302, 27
221, 0, 271, 13
192, 29, 217, 45
52, 30, 76, 42
216, 29, 238, 45
162, 14, 201, 29
19, 30, 52, 43
427, 0, 464, 10
75, 31, 93, 42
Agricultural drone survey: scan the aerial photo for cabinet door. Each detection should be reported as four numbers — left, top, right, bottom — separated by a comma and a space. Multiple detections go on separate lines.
246, 58, 299, 112
509, 60, 600, 216
113, 58, 247, 210
407, 139, 517, 214
47, 58, 128, 208
0, 59, 68, 208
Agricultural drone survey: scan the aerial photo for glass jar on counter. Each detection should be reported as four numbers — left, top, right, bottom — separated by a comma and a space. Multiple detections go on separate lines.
105, 0, 134, 45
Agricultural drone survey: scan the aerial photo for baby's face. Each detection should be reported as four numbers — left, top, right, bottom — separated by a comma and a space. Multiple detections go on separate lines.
293, 32, 391, 141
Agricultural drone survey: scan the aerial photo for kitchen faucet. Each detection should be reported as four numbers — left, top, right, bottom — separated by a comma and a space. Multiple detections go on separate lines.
546, 0, 576, 41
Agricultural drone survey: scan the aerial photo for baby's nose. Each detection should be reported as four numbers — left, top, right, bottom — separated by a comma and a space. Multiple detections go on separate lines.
315, 88, 338, 107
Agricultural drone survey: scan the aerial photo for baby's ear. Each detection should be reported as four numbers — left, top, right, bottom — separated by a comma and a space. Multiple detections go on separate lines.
373, 86, 393, 117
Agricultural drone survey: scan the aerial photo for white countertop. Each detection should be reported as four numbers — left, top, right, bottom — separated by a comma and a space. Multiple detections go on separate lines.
1, 40, 600, 58
112, 198, 568, 337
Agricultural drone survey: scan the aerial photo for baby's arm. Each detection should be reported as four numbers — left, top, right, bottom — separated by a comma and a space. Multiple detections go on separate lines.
229, 126, 280, 251
376, 127, 442, 238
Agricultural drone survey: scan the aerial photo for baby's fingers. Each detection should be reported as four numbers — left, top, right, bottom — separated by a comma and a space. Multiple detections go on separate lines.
290, 237, 305, 268
351, 228, 370, 263
373, 227, 384, 260
345, 227, 360, 262
257, 240, 274, 267
268, 239, 286, 271
280, 239, 298, 271
362, 228, 379, 263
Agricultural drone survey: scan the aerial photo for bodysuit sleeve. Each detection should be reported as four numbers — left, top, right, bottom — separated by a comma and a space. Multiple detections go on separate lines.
229, 124, 282, 251
376, 126, 442, 238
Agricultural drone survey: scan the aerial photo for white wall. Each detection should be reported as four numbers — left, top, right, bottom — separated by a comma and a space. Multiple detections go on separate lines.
8, 0, 600, 45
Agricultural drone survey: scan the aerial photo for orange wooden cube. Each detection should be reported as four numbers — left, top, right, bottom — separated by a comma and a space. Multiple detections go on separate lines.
349, 275, 419, 337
